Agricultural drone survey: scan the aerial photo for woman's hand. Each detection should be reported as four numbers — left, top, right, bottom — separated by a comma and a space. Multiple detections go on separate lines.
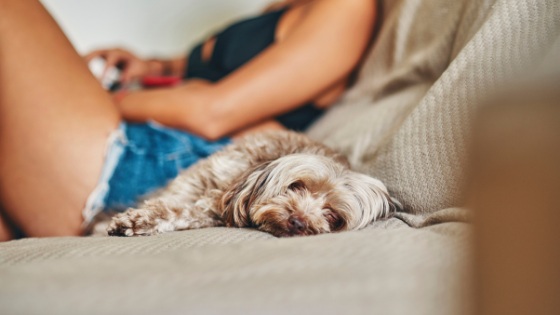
115, 80, 225, 138
84, 48, 150, 83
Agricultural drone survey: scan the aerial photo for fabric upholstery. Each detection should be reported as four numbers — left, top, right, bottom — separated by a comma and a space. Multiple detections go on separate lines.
1, 0, 559, 314
0, 222, 472, 315
308, 0, 560, 214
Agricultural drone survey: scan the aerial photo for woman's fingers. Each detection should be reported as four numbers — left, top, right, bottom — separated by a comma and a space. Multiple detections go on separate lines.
120, 63, 136, 83
84, 48, 149, 83
122, 61, 149, 83
83, 49, 125, 81
102, 51, 125, 79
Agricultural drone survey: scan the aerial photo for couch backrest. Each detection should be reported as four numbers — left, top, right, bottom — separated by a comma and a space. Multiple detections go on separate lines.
308, 0, 560, 214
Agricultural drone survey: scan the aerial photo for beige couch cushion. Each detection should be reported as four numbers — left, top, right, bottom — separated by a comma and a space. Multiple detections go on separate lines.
0, 222, 472, 315
1, 1, 559, 314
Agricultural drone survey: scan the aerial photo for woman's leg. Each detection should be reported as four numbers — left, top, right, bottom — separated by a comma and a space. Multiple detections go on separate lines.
0, 0, 120, 240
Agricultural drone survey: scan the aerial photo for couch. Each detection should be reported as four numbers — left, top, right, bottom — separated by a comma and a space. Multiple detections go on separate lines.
1, 0, 559, 314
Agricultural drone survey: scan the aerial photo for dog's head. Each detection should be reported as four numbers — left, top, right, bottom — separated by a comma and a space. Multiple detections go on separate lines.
221, 154, 400, 237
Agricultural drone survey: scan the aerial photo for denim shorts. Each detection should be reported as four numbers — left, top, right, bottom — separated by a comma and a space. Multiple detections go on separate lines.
82, 121, 231, 223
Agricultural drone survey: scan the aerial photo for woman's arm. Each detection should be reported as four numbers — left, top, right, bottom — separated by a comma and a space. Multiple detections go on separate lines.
264, 0, 314, 13
118, 0, 376, 139
84, 49, 186, 82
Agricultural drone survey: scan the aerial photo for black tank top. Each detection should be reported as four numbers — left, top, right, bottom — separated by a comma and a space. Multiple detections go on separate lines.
184, 8, 324, 132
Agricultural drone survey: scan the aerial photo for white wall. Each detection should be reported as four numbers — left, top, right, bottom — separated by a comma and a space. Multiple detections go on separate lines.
40, 0, 274, 58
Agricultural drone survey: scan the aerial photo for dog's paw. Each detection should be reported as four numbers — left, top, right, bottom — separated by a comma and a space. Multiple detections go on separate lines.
107, 209, 159, 237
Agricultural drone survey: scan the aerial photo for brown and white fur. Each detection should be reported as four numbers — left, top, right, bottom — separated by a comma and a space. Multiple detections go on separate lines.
106, 130, 400, 237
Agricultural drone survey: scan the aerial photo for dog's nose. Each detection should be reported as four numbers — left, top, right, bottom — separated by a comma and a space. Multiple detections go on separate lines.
287, 216, 306, 234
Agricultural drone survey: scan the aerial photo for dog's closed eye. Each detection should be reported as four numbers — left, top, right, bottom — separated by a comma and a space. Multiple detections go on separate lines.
288, 181, 305, 191
324, 210, 345, 232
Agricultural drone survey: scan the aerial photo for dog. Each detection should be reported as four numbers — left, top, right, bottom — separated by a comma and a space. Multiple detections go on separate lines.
106, 130, 400, 237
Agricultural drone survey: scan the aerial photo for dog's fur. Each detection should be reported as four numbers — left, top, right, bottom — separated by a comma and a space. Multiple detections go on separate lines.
106, 131, 399, 237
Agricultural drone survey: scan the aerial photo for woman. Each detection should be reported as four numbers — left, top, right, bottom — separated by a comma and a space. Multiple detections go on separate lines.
0, 0, 376, 241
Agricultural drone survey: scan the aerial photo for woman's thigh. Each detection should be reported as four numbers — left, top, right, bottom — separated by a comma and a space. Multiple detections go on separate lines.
0, 0, 120, 238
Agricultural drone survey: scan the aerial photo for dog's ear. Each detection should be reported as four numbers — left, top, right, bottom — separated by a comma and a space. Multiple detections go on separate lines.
344, 172, 400, 229
221, 162, 273, 228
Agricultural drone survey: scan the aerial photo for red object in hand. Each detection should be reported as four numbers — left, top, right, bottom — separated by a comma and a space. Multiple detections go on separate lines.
141, 75, 182, 87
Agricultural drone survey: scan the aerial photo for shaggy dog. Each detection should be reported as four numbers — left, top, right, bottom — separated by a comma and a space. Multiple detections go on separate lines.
106, 131, 399, 237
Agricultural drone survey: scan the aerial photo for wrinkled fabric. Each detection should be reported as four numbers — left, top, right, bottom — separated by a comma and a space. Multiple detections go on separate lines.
308, 0, 560, 214
1, 1, 559, 314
